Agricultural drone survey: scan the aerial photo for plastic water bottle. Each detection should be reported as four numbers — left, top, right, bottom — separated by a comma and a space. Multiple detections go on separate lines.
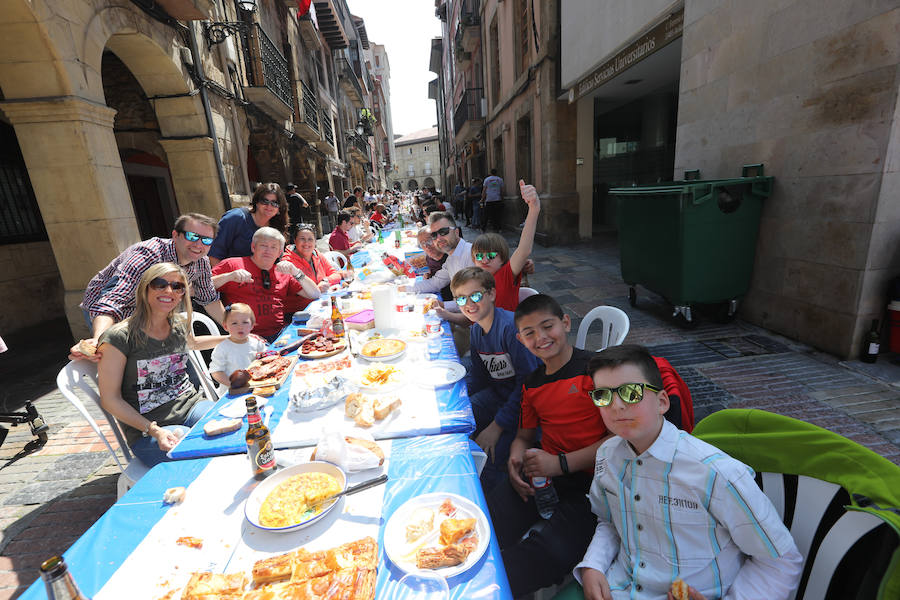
425, 310, 442, 359
532, 476, 559, 519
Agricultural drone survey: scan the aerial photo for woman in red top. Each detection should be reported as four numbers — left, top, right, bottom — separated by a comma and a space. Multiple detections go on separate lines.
281, 224, 346, 313
471, 180, 541, 311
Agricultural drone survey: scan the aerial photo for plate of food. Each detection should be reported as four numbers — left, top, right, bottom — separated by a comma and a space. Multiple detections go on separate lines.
355, 363, 406, 392
299, 332, 347, 359
244, 462, 346, 532
248, 355, 298, 389
360, 338, 407, 361
384, 493, 490, 577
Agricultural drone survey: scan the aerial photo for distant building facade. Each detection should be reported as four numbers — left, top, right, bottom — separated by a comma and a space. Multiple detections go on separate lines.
393, 128, 442, 192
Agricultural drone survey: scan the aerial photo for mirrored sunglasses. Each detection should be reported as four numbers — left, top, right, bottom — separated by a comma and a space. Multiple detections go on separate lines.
258, 198, 280, 207
474, 252, 498, 262
589, 383, 662, 407
148, 277, 186, 294
181, 230, 214, 246
454, 290, 484, 306
431, 226, 452, 239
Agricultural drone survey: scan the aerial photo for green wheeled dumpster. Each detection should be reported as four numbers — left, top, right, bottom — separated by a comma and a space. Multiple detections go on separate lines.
609, 165, 774, 324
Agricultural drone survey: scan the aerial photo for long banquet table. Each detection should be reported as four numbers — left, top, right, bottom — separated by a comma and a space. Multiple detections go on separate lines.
18, 434, 513, 600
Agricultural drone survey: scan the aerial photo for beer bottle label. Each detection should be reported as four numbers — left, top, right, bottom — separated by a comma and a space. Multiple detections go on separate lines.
255, 440, 275, 470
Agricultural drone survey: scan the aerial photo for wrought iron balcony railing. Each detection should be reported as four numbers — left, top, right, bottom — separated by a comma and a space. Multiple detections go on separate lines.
453, 87, 484, 135
242, 23, 292, 109
300, 79, 319, 133
321, 108, 335, 146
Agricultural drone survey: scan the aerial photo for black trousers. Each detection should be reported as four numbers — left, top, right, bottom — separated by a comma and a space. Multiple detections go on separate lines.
487, 471, 596, 598
484, 201, 503, 232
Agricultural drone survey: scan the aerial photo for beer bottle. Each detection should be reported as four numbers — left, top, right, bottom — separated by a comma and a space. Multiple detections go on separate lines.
861, 319, 881, 363
245, 397, 275, 479
330, 296, 346, 338
40, 556, 90, 600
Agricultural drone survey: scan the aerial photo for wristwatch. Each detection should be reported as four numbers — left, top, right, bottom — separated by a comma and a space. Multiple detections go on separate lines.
558, 452, 569, 475
142, 421, 157, 437
294, 270, 306, 281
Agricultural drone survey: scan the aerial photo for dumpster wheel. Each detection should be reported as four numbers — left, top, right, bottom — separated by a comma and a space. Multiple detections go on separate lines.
628, 287, 637, 307
715, 299, 739, 324
673, 305, 697, 329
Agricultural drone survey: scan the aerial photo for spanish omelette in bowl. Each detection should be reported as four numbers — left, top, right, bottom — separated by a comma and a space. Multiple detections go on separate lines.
244, 461, 346, 532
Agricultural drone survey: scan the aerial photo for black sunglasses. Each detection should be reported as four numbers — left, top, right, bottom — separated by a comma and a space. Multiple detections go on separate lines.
260, 269, 271, 290
431, 226, 453, 239
258, 198, 280, 207
148, 277, 186, 294
179, 230, 214, 246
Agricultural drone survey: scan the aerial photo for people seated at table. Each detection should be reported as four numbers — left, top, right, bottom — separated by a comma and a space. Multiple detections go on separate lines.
72, 213, 225, 361
208, 183, 288, 267
281, 223, 348, 314
416, 227, 452, 302
369, 204, 388, 225
211, 227, 320, 341
96, 263, 227, 467
208, 303, 267, 394
576, 345, 802, 600
412, 212, 473, 296
487, 294, 612, 598
329, 211, 363, 257
452, 267, 541, 493
471, 180, 541, 312
347, 208, 374, 244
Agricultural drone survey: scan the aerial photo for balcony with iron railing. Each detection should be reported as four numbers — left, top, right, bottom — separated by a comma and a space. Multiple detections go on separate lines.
454, 87, 485, 139
295, 79, 320, 142
241, 23, 293, 121
348, 133, 369, 162
319, 107, 335, 151
458, 0, 481, 52
336, 56, 365, 107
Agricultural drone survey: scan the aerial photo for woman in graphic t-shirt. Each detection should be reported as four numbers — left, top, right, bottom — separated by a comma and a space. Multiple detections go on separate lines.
97, 263, 226, 466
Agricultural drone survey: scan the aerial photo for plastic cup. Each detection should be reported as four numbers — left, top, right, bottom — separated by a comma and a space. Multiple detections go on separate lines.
394, 571, 449, 600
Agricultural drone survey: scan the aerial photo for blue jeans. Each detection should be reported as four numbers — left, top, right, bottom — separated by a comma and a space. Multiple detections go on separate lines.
130, 399, 215, 467
471, 201, 483, 228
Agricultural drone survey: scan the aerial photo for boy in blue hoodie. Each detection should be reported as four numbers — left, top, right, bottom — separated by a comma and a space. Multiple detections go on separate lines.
453, 267, 541, 492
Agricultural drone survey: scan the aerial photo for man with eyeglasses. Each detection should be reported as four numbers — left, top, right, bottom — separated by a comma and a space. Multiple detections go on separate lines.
211, 227, 321, 341
72, 213, 227, 361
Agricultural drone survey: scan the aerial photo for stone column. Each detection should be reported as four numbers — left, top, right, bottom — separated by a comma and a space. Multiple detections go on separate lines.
159, 137, 227, 218
0, 96, 140, 339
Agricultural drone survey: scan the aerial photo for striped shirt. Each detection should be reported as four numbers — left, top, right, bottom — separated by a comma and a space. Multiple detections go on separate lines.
81, 237, 219, 321
575, 420, 802, 599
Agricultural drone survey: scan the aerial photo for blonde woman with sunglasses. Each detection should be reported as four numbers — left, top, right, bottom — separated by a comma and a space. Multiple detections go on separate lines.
97, 263, 227, 466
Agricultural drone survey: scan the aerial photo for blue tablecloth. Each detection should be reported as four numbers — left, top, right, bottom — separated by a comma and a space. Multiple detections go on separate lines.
18, 434, 512, 600
169, 321, 474, 460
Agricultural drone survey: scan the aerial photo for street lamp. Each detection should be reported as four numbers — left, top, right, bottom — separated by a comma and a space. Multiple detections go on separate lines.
205, 0, 258, 46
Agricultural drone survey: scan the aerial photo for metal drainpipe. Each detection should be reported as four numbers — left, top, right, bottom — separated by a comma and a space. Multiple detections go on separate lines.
187, 23, 232, 211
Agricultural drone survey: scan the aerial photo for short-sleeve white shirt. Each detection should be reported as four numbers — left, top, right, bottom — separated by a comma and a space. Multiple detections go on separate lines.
208, 336, 267, 394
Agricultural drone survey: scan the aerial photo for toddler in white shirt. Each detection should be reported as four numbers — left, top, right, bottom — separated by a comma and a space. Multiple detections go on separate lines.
209, 303, 267, 394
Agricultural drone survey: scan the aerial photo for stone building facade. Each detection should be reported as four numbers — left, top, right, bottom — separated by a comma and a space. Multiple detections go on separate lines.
560, 0, 900, 359
432, 0, 578, 243
0, 0, 393, 339
393, 128, 441, 192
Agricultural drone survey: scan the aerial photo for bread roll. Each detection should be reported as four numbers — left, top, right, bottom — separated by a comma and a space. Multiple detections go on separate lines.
78, 339, 97, 356
345, 437, 384, 465
670, 579, 689, 600
354, 403, 375, 428
344, 392, 366, 418
374, 396, 401, 420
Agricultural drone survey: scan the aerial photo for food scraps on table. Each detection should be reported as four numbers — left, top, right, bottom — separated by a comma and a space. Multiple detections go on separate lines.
344, 393, 401, 428
397, 497, 479, 571
258, 472, 342, 528
163, 487, 186, 504
176, 536, 203, 549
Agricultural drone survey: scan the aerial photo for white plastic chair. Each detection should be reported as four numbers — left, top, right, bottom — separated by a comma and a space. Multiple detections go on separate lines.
56, 361, 149, 498
575, 306, 630, 352
518, 287, 539, 302
323, 251, 349, 270
181, 312, 222, 400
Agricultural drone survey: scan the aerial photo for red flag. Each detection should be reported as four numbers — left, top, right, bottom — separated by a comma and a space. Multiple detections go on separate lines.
298, 0, 311, 17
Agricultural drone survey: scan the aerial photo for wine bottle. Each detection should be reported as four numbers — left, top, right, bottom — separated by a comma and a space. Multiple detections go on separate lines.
861, 319, 880, 363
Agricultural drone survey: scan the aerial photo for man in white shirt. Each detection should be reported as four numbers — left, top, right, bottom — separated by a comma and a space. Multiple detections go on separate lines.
412, 212, 473, 297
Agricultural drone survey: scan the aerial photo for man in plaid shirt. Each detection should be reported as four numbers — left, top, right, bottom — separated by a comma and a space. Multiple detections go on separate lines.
71, 213, 226, 361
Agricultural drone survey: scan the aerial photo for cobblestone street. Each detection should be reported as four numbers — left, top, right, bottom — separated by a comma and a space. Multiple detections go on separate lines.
0, 228, 898, 598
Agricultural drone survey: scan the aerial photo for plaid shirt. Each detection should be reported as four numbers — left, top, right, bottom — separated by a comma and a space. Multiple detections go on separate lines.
81, 237, 219, 321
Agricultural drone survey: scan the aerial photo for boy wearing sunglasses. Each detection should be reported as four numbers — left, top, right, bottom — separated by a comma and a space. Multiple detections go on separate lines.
451, 268, 541, 493
576, 345, 801, 600
487, 294, 612, 598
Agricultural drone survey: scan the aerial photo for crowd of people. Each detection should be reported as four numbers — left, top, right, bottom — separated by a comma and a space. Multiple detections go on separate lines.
67, 179, 803, 600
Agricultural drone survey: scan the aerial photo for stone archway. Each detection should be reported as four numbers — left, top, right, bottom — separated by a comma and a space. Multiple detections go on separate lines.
0, 1, 221, 337
423, 177, 435, 189
407, 179, 418, 191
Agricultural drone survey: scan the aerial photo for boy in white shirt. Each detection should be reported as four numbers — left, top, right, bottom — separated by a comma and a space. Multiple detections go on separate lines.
209, 303, 267, 394
576, 345, 802, 600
